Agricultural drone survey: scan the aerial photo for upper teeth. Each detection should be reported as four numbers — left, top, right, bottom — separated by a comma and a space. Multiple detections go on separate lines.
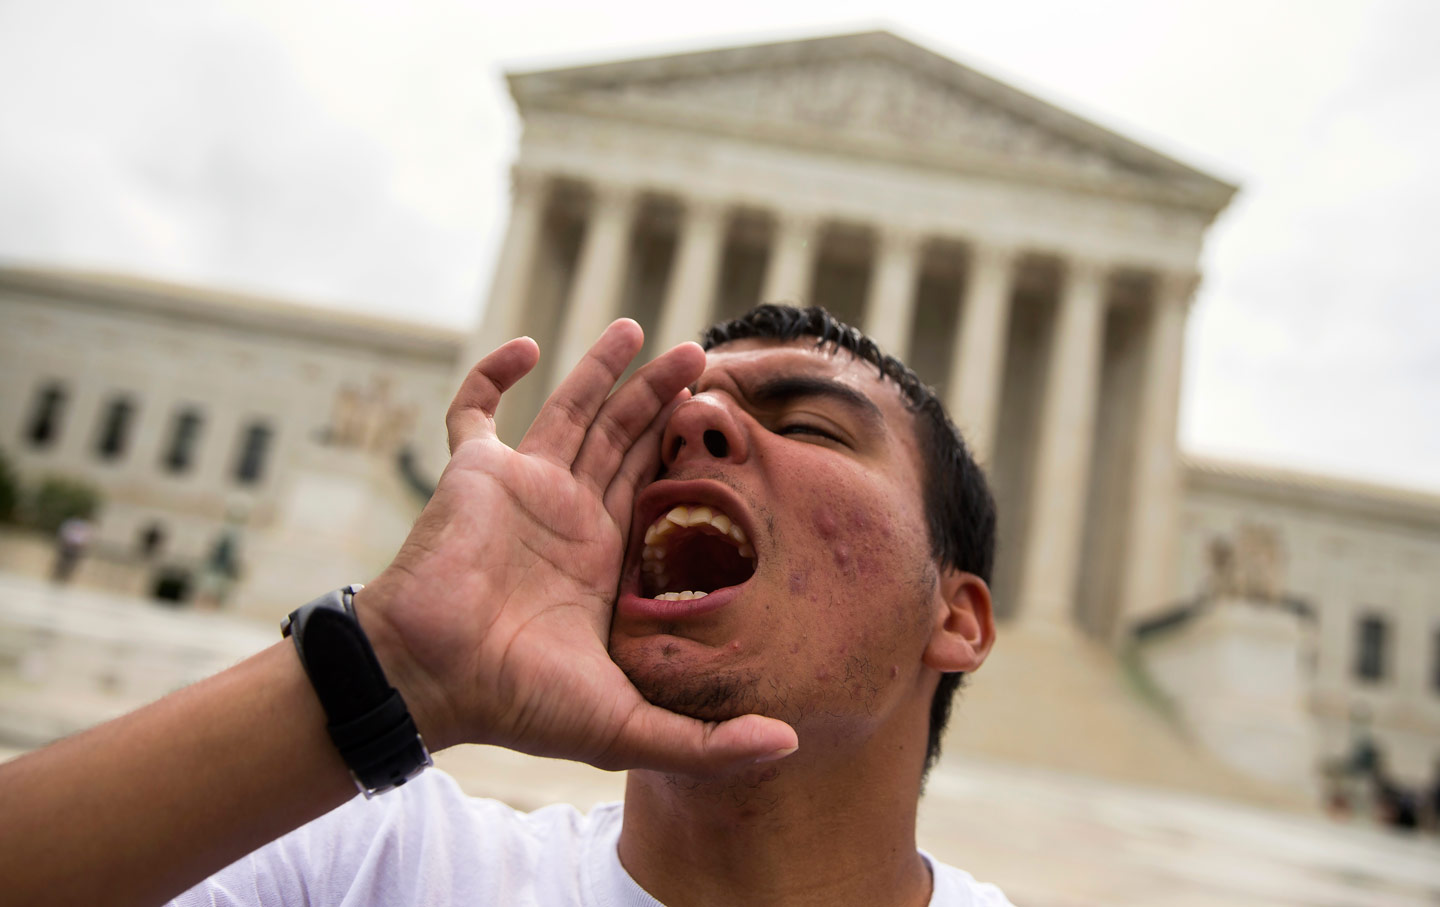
640, 504, 755, 593
644, 505, 750, 550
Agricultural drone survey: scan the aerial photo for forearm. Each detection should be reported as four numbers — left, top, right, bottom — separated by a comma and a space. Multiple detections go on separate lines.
0, 640, 356, 907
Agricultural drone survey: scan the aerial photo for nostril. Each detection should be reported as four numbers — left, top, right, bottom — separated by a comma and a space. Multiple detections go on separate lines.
702, 430, 729, 458
669, 436, 686, 461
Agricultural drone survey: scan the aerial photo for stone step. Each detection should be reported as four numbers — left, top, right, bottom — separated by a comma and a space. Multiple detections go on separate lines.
939, 622, 1312, 810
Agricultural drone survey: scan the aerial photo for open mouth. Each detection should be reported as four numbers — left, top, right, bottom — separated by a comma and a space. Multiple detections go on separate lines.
640, 504, 757, 601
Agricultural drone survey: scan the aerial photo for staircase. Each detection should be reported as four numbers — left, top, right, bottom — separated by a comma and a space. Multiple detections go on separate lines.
937, 621, 1313, 811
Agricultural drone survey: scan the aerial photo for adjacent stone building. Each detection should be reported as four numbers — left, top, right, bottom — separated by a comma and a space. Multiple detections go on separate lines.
0, 267, 456, 611
1176, 458, 1440, 785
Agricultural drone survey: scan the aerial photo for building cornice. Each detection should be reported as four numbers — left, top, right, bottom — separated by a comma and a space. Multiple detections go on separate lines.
508, 30, 1239, 219
0, 264, 463, 364
1182, 455, 1440, 533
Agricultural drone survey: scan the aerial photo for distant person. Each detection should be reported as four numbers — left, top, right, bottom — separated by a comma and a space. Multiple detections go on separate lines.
1, 306, 1010, 905
1376, 768, 1419, 831
196, 525, 242, 607
137, 523, 165, 559
1427, 759, 1440, 833
50, 516, 92, 584
1347, 727, 1379, 777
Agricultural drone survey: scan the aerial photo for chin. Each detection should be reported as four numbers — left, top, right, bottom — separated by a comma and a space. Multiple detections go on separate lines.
612, 640, 769, 723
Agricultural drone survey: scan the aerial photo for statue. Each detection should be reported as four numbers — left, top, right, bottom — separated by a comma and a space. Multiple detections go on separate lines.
324, 375, 416, 456
1205, 523, 1286, 603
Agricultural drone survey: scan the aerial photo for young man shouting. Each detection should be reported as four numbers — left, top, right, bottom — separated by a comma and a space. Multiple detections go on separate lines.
0, 305, 1008, 906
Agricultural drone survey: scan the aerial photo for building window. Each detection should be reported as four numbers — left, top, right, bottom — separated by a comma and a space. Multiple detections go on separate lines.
25, 382, 67, 448
1355, 614, 1388, 682
1433, 628, 1440, 694
95, 396, 136, 461
162, 408, 204, 474
233, 421, 273, 485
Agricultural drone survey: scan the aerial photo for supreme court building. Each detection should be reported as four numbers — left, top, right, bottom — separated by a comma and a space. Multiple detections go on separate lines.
470, 31, 1235, 640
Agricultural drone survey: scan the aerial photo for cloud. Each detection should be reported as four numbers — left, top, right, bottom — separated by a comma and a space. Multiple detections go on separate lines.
0, 0, 492, 325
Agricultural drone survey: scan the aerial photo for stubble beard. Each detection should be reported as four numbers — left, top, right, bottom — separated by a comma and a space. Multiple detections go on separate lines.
612, 647, 788, 725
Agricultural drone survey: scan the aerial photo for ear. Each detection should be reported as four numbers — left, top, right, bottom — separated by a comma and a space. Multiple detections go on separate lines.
922, 567, 995, 673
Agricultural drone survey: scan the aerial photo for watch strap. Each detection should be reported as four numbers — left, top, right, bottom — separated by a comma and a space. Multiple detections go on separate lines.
282, 585, 432, 797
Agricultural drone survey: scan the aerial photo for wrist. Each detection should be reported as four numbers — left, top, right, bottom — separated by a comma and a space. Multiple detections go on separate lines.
350, 583, 460, 752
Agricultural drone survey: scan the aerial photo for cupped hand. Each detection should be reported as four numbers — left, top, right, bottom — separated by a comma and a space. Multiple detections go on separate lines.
358, 320, 797, 776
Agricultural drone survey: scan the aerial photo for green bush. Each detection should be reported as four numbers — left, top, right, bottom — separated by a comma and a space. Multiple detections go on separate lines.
28, 476, 102, 534
0, 448, 17, 524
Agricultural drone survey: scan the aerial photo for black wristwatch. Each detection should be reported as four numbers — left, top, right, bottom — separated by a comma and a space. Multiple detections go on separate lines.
281, 584, 432, 797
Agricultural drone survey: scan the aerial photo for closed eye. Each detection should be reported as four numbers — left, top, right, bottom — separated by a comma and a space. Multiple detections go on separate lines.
777, 424, 840, 442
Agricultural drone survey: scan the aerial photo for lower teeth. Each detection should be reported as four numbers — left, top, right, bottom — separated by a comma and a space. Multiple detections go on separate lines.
653, 590, 708, 601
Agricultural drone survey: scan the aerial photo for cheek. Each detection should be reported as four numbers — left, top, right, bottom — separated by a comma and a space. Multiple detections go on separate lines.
788, 571, 808, 596
798, 498, 934, 654
809, 502, 910, 582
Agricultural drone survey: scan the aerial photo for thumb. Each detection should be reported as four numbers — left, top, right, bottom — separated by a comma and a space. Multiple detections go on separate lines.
599, 705, 799, 776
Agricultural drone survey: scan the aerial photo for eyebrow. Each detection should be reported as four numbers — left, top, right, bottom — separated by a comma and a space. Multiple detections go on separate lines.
739, 374, 886, 430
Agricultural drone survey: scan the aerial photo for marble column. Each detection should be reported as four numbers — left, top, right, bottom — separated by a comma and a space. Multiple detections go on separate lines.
861, 227, 923, 360
761, 212, 819, 304
459, 166, 550, 382
1016, 258, 1110, 628
442, 166, 550, 463
1114, 272, 1197, 638
551, 181, 639, 386
654, 197, 728, 352
944, 243, 1018, 465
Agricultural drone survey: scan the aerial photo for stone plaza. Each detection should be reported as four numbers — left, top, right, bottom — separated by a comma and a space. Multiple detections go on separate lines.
2, 575, 1436, 906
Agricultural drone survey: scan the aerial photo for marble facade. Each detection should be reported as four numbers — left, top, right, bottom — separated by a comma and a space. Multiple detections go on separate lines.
0, 267, 457, 619
1177, 458, 1440, 788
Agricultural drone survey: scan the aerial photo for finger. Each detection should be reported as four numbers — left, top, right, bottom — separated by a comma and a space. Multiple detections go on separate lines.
445, 337, 540, 453
573, 342, 705, 493
602, 388, 687, 524
597, 705, 799, 776
517, 319, 644, 466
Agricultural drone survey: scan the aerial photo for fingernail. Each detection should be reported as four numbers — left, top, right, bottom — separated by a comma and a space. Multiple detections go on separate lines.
754, 745, 798, 764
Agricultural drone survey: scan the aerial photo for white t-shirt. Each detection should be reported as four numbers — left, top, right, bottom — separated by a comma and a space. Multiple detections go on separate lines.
173, 769, 1012, 906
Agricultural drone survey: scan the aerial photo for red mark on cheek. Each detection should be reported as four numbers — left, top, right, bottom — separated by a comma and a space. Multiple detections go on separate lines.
729, 640, 742, 653
813, 507, 839, 540
890, 665, 899, 679
789, 572, 808, 596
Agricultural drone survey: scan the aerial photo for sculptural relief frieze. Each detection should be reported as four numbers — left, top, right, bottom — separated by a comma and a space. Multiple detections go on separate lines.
590, 58, 1132, 180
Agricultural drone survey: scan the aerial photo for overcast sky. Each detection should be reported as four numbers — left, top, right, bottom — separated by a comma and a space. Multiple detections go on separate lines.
2, 0, 1437, 492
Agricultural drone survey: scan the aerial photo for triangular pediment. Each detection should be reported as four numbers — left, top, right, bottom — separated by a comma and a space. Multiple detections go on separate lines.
509, 32, 1236, 212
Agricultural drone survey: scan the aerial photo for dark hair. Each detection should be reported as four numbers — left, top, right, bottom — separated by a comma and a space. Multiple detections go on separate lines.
701, 304, 997, 776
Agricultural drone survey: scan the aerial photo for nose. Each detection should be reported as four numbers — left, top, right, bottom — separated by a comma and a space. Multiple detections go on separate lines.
661, 393, 750, 470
